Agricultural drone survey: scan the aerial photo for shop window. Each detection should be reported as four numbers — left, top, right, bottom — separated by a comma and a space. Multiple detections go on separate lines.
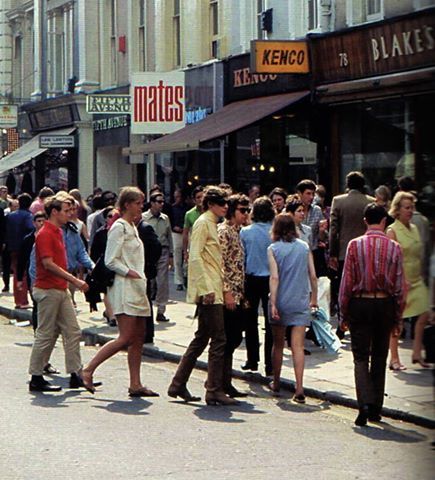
257, 0, 266, 39
210, 0, 219, 58
110, 0, 118, 85
308, 0, 320, 31
139, 0, 146, 70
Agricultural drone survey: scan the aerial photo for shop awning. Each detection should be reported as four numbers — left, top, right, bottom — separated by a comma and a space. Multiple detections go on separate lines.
0, 127, 76, 175
123, 90, 309, 156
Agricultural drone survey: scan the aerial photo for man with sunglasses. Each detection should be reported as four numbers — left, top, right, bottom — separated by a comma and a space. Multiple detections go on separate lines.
168, 186, 237, 405
217, 194, 251, 397
143, 192, 173, 323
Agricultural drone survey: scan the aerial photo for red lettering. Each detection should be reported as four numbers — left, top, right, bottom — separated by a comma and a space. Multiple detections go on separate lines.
165, 86, 174, 121
174, 86, 184, 121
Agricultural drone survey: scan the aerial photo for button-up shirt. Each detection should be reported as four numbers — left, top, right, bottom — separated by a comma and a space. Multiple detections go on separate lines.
142, 210, 173, 254
302, 203, 324, 250
240, 222, 272, 277
187, 210, 223, 304
339, 229, 406, 324
218, 220, 245, 304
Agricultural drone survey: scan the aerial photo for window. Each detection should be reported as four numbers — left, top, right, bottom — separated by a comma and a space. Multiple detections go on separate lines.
110, 0, 117, 84
366, 0, 383, 21
173, 0, 181, 67
139, 0, 146, 70
210, 0, 219, 58
257, 0, 265, 39
308, 0, 319, 31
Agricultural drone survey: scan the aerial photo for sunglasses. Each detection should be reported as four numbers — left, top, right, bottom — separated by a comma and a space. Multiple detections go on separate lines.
237, 207, 251, 214
214, 199, 228, 206
154, 200, 164, 204
107, 214, 114, 219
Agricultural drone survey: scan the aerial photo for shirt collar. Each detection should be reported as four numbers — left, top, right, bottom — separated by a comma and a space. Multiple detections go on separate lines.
366, 228, 386, 236
204, 209, 219, 223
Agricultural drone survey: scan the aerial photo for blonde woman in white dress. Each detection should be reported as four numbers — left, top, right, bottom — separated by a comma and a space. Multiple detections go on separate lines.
82, 187, 158, 397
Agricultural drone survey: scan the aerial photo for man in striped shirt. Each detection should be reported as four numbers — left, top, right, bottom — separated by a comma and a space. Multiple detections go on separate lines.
339, 203, 405, 427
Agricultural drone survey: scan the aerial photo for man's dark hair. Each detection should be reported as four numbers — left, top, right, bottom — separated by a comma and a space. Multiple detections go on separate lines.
91, 195, 105, 211
202, 186, 227, 212
192, 185, 204, 198
397, 176, 416, 192
33, 211, 47, 221
101, 190, 117, 207
364, 203, 388, 225
150, 192, 164, 203
296, 179, 316, 194
251, 196, 275, 223
38, 186, 55, 199
346, 171, 365, 192
18, 193, 32, 210
226, 193, 249, 219
269, 187, 288, 200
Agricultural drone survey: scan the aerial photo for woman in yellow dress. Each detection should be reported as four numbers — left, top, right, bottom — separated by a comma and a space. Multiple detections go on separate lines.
387, 192, 430, 369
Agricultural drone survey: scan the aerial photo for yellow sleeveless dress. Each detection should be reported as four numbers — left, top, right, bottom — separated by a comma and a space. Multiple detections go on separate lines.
390, 220, 429, 318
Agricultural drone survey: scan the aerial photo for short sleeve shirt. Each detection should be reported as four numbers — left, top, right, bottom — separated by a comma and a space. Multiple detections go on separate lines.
184, 206, 202, 230
34, 221, 68, 290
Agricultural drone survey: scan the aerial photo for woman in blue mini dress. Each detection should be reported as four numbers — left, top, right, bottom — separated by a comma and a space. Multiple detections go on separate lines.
268, 214, 318, 403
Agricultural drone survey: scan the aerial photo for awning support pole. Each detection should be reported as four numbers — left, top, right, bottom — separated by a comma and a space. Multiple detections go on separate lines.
219, 140, 224, 183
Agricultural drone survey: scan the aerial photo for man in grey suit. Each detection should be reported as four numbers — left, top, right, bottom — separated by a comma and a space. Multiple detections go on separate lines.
329, 171, 375, 338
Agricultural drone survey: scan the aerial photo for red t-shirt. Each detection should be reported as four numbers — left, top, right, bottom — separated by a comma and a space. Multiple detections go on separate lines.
34, 221, 68, 290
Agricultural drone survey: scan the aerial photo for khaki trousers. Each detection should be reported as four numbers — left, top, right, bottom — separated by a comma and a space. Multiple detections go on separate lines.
29, 288, 82, 376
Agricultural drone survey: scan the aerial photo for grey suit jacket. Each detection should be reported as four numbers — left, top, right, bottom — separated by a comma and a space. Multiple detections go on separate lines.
329, 190, 375, 260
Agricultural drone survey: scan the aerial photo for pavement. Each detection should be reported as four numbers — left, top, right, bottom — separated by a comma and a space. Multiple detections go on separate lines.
1, 277, 434, 429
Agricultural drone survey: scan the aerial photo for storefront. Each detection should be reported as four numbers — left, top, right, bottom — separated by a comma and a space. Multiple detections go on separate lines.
309, 7, 435, 216
1, 93, 95, 195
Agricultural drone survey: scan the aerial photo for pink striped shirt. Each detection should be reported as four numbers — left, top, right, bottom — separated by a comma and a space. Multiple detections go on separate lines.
339, 229, 406, 323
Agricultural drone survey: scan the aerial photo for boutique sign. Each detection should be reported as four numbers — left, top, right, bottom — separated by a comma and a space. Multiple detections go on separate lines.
131, 71, 185, 134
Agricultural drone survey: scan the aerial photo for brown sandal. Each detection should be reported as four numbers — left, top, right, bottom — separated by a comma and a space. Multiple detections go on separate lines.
267, 381, 280, 396
389, 361, 407, 371
128, 387, 159, 397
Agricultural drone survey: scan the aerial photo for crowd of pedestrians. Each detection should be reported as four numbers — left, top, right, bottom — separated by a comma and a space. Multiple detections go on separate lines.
0, 172, 432, 426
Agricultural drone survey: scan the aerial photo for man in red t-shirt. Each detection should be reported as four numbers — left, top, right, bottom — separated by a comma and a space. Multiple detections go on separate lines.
28, 192, 90, 392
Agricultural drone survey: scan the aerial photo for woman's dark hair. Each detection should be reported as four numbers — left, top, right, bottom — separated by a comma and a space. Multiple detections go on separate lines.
202, 185, 227, 211
271, 213, 297, 242
251, 196, 275, 223
226, 193, 249, 219
102, 206, 116, 220
192, 185, 204, 198
285, 194, 303, 214
346, 171, 365, 192
269, 187, 287, 200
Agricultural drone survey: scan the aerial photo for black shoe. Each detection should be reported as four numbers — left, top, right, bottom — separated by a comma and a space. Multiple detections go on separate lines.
241, 362, 258, 372
336, 327, 345, 340
367, 404, 382, 422
29, 376, 62, 392
108, 318, 117, 327
224, 385, 248, 398
69, 373, 102, 390
168, 385, 201, 402
176, 284, 184, 291
355, 406, 369, 426
1, 286, 9, 293
156, 313, 169, 322
265, 367, 273, 376
305, 327, 320, 346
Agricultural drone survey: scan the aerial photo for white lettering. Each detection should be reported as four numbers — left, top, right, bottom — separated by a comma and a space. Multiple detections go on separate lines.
402, 31, 414, 55
391, 34, 403, 57
424, 25, 434, 50
380, 36, 389, 59
414, 28, 424, 52
371, 38, 380, 61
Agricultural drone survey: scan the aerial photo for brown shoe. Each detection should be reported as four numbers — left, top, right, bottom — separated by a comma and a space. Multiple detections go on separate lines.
167, 385, 200, 402
205, 391, 239, 406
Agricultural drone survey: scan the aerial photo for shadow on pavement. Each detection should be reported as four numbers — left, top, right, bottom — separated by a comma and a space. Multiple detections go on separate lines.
276, 399, 332, 414
29, 389, 83, 409
193, 400, 264, 423
353, 422, 428, 443
92, 397, 152, 415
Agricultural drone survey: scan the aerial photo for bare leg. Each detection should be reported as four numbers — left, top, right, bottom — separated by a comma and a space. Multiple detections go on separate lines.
82, 314, 136, 381
412, 311, 430, 366
103, 295, 115, 320
290, 326, 306, 396
127, 317, 146, 390
388, 320, 405, 369
271, 325, 285, 390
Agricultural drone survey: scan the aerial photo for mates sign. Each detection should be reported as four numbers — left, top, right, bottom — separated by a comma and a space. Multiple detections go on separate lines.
250, 40, 310, 74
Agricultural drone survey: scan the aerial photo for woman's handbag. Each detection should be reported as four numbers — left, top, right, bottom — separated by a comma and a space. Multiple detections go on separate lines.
91, 255, 115, 292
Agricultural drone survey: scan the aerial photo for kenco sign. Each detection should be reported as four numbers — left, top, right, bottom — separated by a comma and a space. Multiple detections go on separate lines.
250, 40, 310, 74
131, 71, 185, 134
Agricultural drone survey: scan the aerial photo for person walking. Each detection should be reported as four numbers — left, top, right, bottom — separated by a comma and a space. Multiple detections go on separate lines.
170, 189, 188, 291
240, 196, 275, 376
217, 193, 251, 398
387, 192, 431, 370
268, 214, 318, 403
339, 203, 406, 426
28, 192, 90, 392
82, 187, 158, 397
182, 185, 204, 264
143, 191, 173, 323
329, 171, 374, 338
168, 186, 237, 405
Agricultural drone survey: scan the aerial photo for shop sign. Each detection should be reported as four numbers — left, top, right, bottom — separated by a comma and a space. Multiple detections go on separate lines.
86, 95, 131, 114
93, 115, 129, 131
310, 8, 435, 84
0, 104, 18, 128
131, 71, 185, 134
185, 107, 211, 125
39, 135, 75, 148
250, 40, 310, 74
